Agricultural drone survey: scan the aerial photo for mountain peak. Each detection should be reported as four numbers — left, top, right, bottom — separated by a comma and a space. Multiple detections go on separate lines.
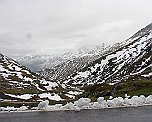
62, 23, 152, 87
130, 23, 152, 39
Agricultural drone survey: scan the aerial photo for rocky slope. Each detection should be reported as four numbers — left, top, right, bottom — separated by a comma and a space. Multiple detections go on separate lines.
62, 23, 152, 88
0, 53, 73, 102
17, 46, 104, 72
38, 45, 109, 81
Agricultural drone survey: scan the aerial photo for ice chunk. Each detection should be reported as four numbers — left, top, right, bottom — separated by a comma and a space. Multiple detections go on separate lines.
46, 104, 62, 111
96, 97, 108, 108
38, 100, 49, 110
61, 102, 75, 110
139, 95, 146, 104
145, 95, 152, 104
124, 98, 130, 106
61, 102, 80, 111
107, 100, 115, 107
129, 96, 144, 106
125, 94, 130, 98
97, 97, 104, 104
113, 97, 125, 106
109, 96, 113, 99
19, 106, 28, 111
75, 98, 91, 108
107, 97, 125, 107
92, 101, 108, 109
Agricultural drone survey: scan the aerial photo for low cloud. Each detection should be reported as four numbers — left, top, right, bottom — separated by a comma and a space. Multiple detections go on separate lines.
0, 0, 152, 57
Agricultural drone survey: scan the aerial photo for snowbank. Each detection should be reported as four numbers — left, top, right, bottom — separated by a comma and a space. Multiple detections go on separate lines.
38, 100, 49, 110
1, 94, 152, 112
0, 106, 28, 112
36, 95, 152, 111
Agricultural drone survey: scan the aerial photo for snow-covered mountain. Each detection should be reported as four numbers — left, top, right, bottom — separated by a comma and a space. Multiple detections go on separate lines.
17, 55, 66, 72
0, 53, 86, 102
62, 23, 152, 88
0, 53, 69, 101
39, 46, 110, 81
17, 46, 104, 72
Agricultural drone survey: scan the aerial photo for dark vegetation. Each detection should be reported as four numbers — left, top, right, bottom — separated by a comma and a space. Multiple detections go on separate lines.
80, 79, 152, 101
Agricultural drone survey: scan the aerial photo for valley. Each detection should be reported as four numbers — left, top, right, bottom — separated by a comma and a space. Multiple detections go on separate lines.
0, 23, 152, 109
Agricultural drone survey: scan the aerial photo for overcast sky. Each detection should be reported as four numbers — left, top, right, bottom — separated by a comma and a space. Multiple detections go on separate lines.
0, 0, 152, 57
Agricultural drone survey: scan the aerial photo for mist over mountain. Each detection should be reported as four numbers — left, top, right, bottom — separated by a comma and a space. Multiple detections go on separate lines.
17, 45, 105, 72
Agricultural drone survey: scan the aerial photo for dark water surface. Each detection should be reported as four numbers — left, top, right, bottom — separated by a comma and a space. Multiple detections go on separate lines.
0, 106, 152, 122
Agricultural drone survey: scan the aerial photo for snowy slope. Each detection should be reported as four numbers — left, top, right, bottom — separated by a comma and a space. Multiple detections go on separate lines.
40, 54, 101, 81
38, 46, 108, 81
17, 46, 103, 72
63, 23, 152, 87
17, 55, 67, 72
0, 53, 65, 101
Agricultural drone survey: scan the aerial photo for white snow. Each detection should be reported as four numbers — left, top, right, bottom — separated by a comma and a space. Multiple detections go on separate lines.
145, 95, 152, 104
141, 72, 152, 77
69, 32, 152, 86
75, 98, 91, 108
60, 102, 80, 111
1, 94, 152, 112
42, 95, 152, 111
9, 81, 19, 84
109, 96, 113, 99
23, 77, 33, 82
67, 91, 82, 95
108, 83, 116, 85
38, 100, 49, 110
97, 97, 104, 104
8, 65, 22, 71
0, 106, 28, 112
65, 94, 75, 99
125, 94, 130, 98
90, 63, 101, 73
5, 93, 35, 100
41, 80, 58, 91
44, 104, 63, 111
19, 106, 28, 111
34, 84, 45, 91
74, 71, 90, 79
39, 93, 63, 101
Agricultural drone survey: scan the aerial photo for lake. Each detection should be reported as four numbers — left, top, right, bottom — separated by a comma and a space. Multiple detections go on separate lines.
0, 105, 152, 122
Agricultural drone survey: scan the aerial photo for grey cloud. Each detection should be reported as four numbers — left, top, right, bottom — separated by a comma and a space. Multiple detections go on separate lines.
0, 0, 152, 57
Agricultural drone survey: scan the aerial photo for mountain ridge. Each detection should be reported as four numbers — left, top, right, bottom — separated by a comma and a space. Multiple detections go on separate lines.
0, 53, 67, 102
62, 23, 152, 88
17, 46, 104, 72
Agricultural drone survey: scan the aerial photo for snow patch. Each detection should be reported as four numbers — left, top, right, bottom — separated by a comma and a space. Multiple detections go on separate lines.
39, 93, 63, 101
